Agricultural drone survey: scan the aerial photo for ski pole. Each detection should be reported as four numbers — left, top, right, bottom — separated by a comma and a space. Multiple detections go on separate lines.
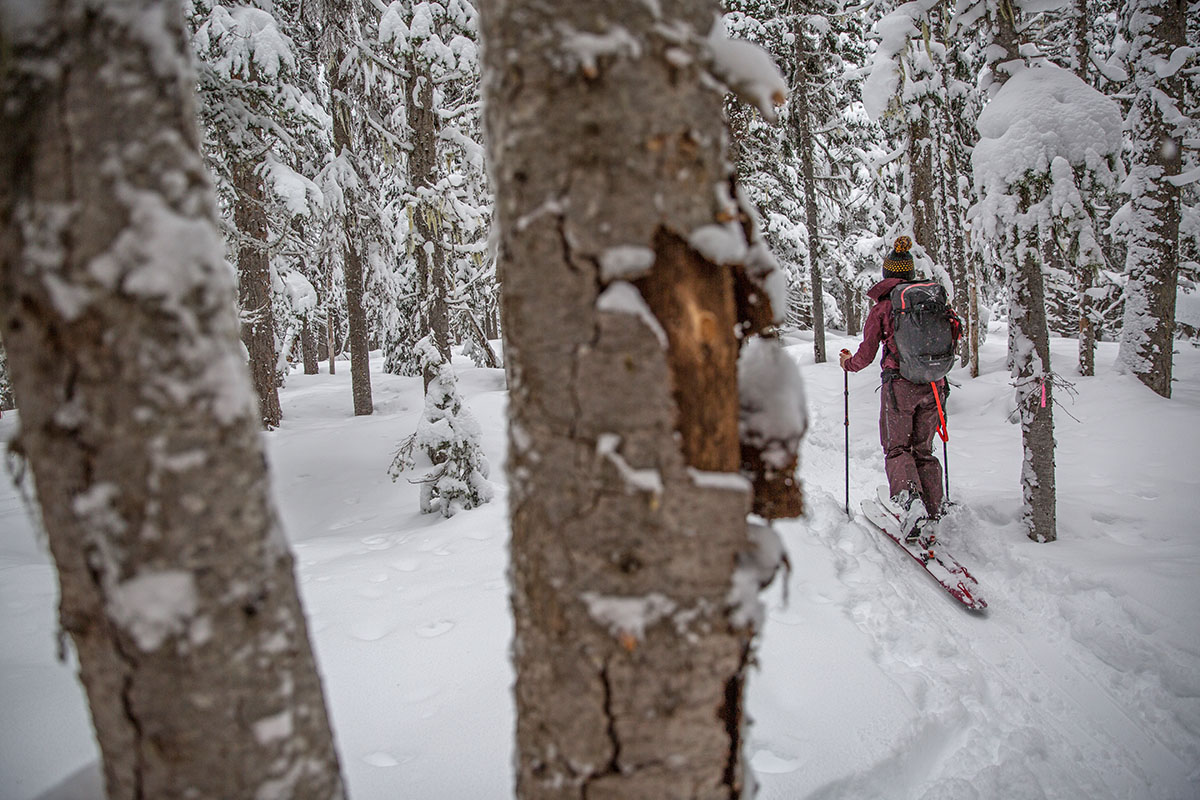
931, 381, 950, 504
944, 438, 950, 503
843, 353, 850, 517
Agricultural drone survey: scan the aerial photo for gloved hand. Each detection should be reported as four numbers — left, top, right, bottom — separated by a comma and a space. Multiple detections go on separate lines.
839, 349, 852, 370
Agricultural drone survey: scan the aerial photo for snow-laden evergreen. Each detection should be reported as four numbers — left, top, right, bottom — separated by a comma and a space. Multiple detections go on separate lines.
971, 59, 1123, 542
389, 338, 493, 517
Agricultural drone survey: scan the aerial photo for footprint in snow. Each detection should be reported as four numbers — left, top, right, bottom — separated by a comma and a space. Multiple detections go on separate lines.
350, 617, 394, 641
362, 751, 412, 768
751, 749, 802, 774
416, 620, 455, 638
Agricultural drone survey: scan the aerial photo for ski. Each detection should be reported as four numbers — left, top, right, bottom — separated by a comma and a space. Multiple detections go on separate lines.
860, 498, 987, 612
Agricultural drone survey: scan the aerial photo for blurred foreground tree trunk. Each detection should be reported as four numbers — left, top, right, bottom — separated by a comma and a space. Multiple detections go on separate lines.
0, 1, 345, 797
481, 0, 801, 797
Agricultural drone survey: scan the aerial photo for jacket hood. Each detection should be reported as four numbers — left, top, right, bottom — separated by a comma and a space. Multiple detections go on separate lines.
867, 277, 907, 302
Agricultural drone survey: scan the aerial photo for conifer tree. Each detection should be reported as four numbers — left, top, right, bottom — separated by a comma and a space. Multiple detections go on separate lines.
189, 0, 328, 426
390, 337, 494, 516
314, 0, 376, 414
972, 56, 1123, 543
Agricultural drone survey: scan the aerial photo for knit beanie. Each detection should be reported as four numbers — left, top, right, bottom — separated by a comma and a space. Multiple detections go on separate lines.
883, 236, 914, 279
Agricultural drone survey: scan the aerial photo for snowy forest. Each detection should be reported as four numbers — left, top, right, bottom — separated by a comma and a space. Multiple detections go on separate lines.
1, 0, 1198, 798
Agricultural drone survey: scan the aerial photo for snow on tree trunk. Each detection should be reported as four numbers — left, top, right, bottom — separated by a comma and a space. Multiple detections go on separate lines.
1115, 0, 1186, 399
480, 1, 798, 796
233, 159, 284, 428
0, 2, 345, 797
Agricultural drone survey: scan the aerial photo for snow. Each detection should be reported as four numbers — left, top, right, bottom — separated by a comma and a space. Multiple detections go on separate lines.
595, 280, 667, 347
580, 592, 677, 642
284, 271, 318, 316
558, 23, 641, 76
862, 8, 918, 121
596, 432, 664, 496
689, 221, 749, 265
706, 20, 788, 123
973, 61, 1123, 197
4, 331, 1200, 799
598, 244, 656, 281
106, 570, 198, 652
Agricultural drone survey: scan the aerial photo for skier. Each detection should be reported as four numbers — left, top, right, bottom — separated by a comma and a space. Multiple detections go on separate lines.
840, 236, 950, 539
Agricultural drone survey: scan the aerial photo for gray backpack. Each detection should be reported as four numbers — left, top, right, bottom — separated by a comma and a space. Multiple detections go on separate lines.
889, 281, 961, 384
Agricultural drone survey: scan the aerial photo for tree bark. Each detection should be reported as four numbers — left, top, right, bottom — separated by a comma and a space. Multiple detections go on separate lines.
301, 315, 320, 374
1078, 266, 1096, 377
232, 160, 283, 428
793, 50, 826, 364
1070, 0, 1091, 80
968, 253, 981, 378
480, 1, 791, 796
0, 2, 345, 797
330, 49, 372, 413
909, 114, 939, 265
1011, 227, 1057, 543
1117, 0, 1184, 398
406, 56, 452, 389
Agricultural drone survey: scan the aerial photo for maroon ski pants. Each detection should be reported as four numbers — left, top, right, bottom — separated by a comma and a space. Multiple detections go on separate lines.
879, 377, 944, 513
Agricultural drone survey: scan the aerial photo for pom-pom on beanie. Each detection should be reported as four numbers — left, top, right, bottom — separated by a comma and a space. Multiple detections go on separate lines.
883, 236, 914, 279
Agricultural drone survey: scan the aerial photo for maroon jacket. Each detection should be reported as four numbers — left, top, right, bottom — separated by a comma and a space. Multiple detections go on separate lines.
845, 278, 905, 374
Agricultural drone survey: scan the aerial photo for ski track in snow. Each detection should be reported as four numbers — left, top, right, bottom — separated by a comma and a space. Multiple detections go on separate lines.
2, 330, 1199, 799
750, 331, 1200, 800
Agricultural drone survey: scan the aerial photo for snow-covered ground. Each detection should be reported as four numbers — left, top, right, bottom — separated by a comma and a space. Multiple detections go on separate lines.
3, 322, 1199, 799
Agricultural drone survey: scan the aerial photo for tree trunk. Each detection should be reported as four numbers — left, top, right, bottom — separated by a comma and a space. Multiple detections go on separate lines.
301, 315, 319, 374
232, 160, 283, 428
937, 66, 973, 369
844, 284, 862, 337
1117, 0, 1184, 398
793, 54, 826, 364
968, 254, 981, 378
989, 0, 1023, 88
909, 114, 939, 265
0, 2, 345, 797
1070, 0, 1091, 80
1078, 261, 1096, 376
1011, 228, 1057, 542
480, 1, 791, 796
406, 57, 452, 389
331, 55, 372, 413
